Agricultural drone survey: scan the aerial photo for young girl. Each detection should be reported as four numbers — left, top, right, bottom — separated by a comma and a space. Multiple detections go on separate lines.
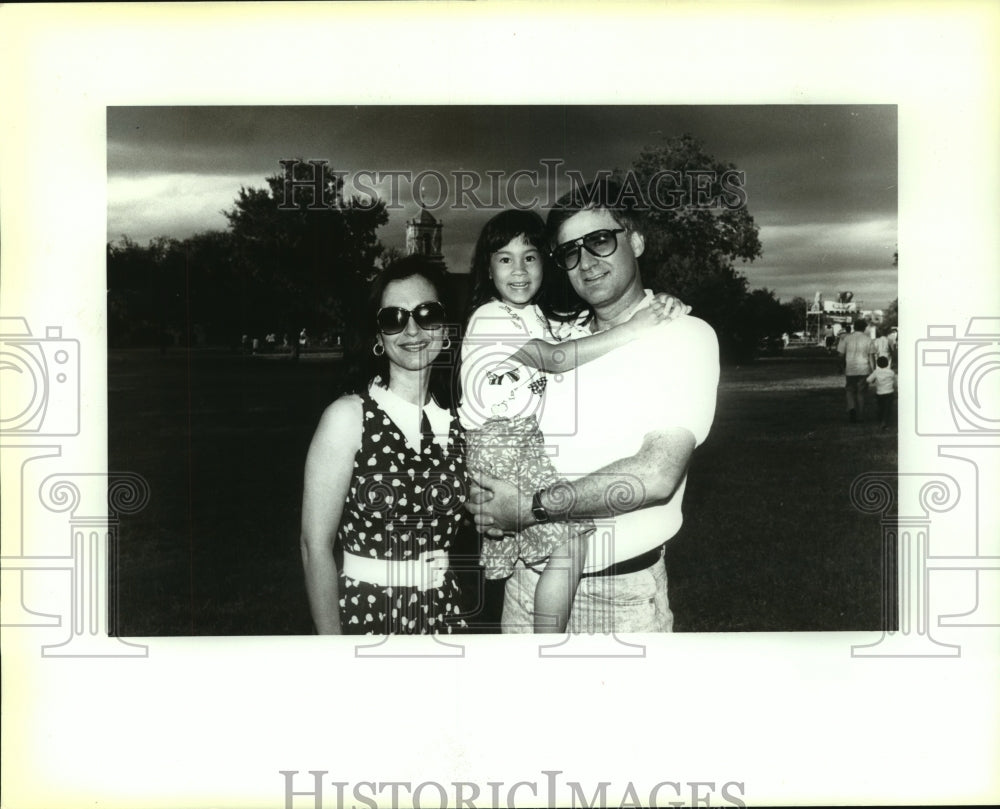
458, 209, 687, 632
866, 354, 897, 430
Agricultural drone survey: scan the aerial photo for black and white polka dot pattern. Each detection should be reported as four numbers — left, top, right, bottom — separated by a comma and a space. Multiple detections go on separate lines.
337, 391, 468, 634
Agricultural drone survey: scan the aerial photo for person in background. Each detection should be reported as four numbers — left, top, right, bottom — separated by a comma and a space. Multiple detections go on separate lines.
838, 317, 875, 423
866, 355, 897, 430
873, 326, 891, 363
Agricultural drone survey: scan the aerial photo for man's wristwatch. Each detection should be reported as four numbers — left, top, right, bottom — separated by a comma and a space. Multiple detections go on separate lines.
531, 489, 550, 523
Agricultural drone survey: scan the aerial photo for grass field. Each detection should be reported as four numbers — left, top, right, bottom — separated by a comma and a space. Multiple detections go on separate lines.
109, 345, 896, 635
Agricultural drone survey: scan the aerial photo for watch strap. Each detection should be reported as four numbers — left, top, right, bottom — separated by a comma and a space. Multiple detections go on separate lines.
531, 489, 549, 523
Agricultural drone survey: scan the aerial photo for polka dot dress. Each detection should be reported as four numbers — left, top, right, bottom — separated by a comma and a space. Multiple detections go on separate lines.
338, 390, 468, 634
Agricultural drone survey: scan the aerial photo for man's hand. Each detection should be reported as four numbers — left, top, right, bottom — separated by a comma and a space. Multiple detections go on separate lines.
466, 471, 528, 538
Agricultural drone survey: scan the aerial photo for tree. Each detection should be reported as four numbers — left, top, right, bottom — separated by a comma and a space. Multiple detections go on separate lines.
107, 163, 391, 347
376, 244, 404, 271
223, 160, 389, 336
107, 236, 187, 347
176, 229, 239, 343
620, 134, 763, 362
108, 237, 158, 346
732, 287, 790, 350
882, 298, 899, 331
882, 248, 898, 331
781, 296, 809, 334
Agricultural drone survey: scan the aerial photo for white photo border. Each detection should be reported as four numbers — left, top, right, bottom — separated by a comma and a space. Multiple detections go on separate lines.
2, 2, 998, 808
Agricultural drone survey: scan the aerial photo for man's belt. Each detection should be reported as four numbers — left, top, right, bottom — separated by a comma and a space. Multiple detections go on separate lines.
580, 544, 665, 579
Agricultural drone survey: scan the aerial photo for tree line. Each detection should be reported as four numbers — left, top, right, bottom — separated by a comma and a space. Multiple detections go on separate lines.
107, 162, 387, 350
107, 135, 828, 362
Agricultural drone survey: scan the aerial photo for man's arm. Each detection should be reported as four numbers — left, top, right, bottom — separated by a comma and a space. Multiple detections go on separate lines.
467, 314, 717, 534
836, 336, 847, 372
467, 427, 696, 534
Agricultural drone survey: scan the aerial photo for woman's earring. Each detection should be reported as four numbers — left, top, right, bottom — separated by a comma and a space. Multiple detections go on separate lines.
442, 335, 452, 350
373, 342, 385, 357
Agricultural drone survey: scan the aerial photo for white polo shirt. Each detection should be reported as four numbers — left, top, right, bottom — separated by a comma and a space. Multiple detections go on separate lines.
539, 291, 720, 572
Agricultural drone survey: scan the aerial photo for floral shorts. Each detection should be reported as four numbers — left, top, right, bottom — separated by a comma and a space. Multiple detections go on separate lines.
466, 416, 594, 579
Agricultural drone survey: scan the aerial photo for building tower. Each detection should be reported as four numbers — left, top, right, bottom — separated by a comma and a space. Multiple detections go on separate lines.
405, 207, 446, 269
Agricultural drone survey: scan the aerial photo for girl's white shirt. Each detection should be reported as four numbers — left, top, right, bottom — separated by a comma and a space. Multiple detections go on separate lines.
458, 299, 555, 431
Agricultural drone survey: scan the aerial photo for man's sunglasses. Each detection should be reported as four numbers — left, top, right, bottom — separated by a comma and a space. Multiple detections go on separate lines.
551, 228, 626, 271
376, 301, 447, 335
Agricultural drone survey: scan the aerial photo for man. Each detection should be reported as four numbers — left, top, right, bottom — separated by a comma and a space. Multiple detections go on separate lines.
838, 317, 876, 422
872, 326, 891, 363
886, 326, 899, 369
466, 179, 720, 632
824, 324, 836, 353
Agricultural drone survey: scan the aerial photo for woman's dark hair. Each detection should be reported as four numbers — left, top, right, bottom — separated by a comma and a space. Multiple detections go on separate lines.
341, 254, 456, 407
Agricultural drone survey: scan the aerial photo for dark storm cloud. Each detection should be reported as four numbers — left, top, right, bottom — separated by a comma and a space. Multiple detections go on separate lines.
107, 105, 898, 307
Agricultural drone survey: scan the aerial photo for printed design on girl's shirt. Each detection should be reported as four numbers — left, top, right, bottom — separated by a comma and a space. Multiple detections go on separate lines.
487, 368, 520, 385
483, 299, 552, 400
494, 299, 554, 341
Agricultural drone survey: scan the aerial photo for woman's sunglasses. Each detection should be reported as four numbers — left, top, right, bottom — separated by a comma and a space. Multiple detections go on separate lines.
376, 300, 447, 335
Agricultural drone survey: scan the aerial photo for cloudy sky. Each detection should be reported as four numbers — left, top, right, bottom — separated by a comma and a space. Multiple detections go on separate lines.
108, 105, 897, 310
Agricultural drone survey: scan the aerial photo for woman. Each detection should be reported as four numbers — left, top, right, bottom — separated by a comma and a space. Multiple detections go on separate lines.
300, 255, 468, 634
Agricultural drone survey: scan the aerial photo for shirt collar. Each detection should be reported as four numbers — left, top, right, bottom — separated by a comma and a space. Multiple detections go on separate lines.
591, 289, 655, 333
369, 381, 451, 451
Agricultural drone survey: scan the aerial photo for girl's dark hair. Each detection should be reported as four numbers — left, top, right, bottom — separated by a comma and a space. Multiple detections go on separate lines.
468, 209, 544, 312
341, 254, 456, 407
466, 209, 584, 323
